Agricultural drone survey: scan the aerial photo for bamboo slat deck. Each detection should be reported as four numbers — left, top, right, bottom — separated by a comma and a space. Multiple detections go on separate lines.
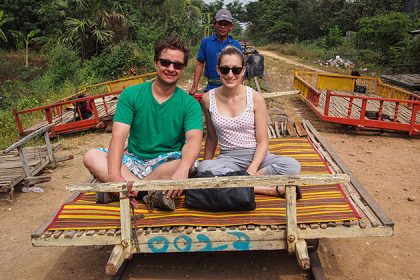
380, 74, 420, 90
0, 145, 60, 201
31, 120, 393, 276
1, 124, 73, 202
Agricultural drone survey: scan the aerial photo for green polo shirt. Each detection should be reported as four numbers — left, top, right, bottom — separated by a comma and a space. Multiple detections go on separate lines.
114, 82, 203, 160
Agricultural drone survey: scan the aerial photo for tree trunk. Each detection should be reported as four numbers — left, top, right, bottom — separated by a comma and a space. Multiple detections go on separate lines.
25, 43, 29, 68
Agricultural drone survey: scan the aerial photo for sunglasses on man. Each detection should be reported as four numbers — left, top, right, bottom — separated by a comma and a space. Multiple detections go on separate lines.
218, 66, 243, 75
158, 58, 185, 70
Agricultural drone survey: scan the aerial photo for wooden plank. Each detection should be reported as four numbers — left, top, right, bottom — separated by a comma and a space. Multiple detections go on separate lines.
0, 159, 42, 169
67, 174, 350, 192
262, 90, 299, 99
24, 176, 51, 185
286, 185, 298, 254
107, 229, 117, 236
186, 226, 194, 234
86, 230, 96, 236
294, 122, 308, 137
64, 230, 77, 239
287, 122, 298, 137
44, 130, 56, 167
4, 123, 55, 153
269, 125, 277, 138
53, 230, 63, 239
304, 120, 394, 227
274, 122, 281, 137
295, 239, 310, 270
106, 245, 125, 276
32, 225, 393, 248
17, 146, 31, 177
119, 195, 132, 259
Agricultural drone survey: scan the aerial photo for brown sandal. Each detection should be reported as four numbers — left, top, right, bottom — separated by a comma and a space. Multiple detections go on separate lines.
143, 191, 176, 211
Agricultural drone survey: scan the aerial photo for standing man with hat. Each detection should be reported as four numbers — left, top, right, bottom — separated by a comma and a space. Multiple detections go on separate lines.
188, 8, 242, 95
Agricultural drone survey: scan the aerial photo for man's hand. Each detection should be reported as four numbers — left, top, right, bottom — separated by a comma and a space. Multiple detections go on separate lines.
164, 168, 189, 198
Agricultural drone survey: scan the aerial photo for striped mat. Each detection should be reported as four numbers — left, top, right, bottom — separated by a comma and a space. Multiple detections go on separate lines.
47, 138, 360, 230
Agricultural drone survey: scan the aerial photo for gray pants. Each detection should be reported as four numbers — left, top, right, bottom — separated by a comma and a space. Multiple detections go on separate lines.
197, 149, 301, 176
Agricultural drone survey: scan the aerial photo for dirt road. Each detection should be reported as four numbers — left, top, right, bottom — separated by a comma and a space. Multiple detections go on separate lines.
0, 52, 419, 280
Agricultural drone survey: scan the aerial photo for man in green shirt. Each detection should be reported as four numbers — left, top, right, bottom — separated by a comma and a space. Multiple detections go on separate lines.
84, 37, 203, 211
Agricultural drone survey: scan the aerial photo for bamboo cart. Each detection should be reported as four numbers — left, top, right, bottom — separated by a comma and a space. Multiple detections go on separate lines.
31, 121, 393, 278
1, 124, 73, 202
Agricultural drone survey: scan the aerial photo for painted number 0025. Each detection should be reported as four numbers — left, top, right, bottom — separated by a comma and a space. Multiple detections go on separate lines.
147, 232, 251, 253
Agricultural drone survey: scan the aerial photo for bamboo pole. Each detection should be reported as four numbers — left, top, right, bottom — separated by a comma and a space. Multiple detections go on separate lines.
67, 174, 350, 192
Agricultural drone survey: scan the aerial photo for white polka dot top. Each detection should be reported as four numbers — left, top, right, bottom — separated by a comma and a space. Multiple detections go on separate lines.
209, 86, 257, 151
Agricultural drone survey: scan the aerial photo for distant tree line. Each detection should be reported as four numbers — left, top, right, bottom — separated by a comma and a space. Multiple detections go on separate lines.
244, 0, 420, 67
0, 0, 419, 76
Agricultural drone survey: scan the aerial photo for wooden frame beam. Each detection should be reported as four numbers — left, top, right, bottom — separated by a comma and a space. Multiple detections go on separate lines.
66, 174, 350, 193
4, 123, 55, 154
303, 120, 393, 226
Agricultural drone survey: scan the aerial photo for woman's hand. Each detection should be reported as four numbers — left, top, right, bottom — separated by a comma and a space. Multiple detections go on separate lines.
246, 168, 258, 176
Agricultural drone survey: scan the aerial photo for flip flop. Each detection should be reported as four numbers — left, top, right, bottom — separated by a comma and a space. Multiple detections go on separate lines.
276, 185, 302, 200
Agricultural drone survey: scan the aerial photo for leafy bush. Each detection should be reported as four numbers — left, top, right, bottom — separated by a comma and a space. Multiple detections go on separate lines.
16, 66, 44, 81
45, 44, 80, 88
0, 109, 20, 149
80, 41, 154, 82
354, 12, 412, 65
322, 26, 344, 49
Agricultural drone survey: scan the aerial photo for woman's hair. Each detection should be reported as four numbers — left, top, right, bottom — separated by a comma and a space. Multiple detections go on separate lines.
217, 46, 244, 66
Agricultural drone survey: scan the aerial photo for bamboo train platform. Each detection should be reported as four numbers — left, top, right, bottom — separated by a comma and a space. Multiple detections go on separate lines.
24, 95, 119, 135
294, 70, 420, 135
31, 121, 393, 278
380, 73, 420, 91
13, 73, 157, 137
1, 124, 73, 202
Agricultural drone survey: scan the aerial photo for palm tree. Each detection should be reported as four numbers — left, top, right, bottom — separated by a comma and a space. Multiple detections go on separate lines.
57, 0, 133, 59
11, 29, 43, 67
0, 9, 14, 42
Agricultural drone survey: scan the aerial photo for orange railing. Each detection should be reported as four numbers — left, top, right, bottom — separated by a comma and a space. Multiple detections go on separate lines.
293, 70, 420, 135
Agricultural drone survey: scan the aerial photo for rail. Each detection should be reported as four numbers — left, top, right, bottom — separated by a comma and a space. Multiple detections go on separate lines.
82, 72, 157, 95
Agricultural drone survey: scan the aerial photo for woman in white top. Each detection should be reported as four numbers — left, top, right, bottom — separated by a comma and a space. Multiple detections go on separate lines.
197, 46, 301, 198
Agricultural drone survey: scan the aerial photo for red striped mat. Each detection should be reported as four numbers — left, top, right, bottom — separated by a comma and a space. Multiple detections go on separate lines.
47, 138, 360, 230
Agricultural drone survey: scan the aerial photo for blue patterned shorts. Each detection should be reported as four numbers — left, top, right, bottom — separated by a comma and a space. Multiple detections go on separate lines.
98, 148, 182, 179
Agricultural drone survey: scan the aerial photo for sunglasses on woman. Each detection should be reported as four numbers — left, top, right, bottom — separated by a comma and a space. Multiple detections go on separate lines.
158, 58, 185, 70
218, 66, 243, 75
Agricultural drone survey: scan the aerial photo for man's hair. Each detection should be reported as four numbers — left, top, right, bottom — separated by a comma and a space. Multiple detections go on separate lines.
154, 37, 190, 66
217, 46, 244, 66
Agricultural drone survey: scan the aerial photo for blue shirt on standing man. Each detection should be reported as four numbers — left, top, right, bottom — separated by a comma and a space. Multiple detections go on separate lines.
189, 9, 242, 94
